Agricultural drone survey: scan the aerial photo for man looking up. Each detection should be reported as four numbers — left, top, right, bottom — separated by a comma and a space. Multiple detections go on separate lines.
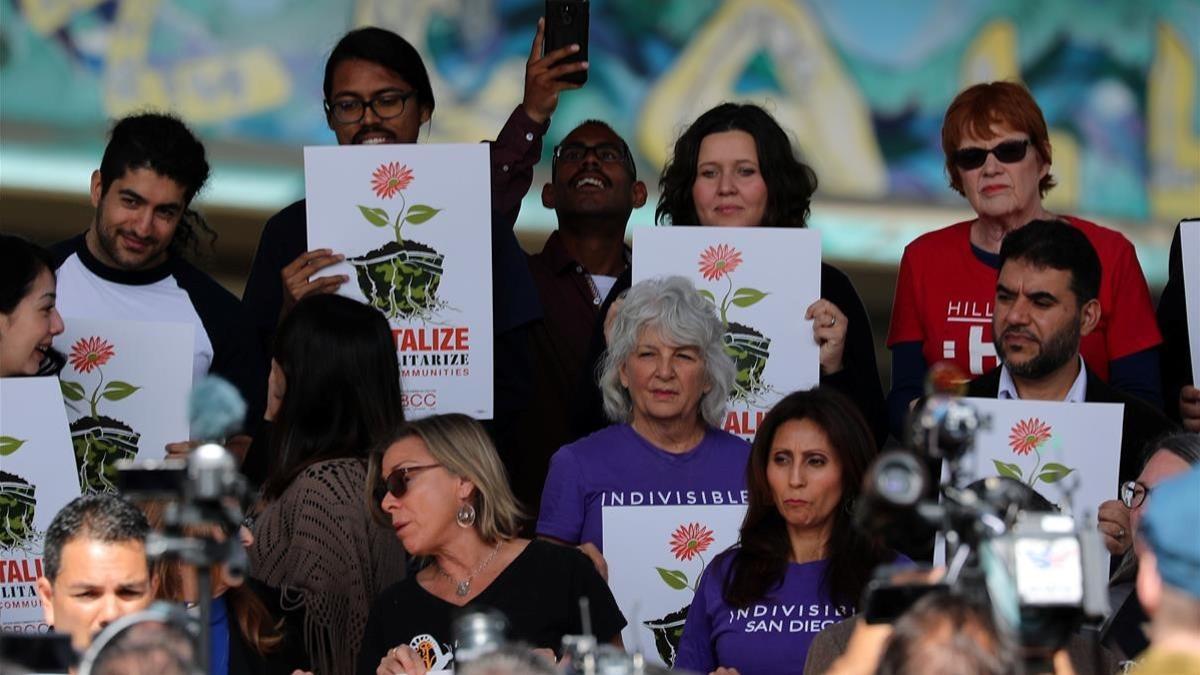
966, 219, 1173, 486
35, 493, 153, 655
512, 120, 646, 515
52, 113, 265, 455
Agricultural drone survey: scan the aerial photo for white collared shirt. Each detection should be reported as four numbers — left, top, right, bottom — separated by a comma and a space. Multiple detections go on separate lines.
997, 355, 1088, 402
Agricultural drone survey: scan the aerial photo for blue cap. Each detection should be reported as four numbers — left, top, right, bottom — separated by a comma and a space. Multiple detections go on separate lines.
1140, 465, 1200, 598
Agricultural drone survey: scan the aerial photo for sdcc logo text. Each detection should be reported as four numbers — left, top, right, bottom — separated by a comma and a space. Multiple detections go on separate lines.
402, 391, 438, 410
393, 327, 471, 378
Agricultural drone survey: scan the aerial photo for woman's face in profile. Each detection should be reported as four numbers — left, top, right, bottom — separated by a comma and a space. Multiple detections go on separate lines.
691, 130, 768, 228
0, 267, 64, 377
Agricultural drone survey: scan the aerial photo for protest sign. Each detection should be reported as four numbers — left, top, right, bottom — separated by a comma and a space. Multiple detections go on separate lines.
306, 144, 494, 418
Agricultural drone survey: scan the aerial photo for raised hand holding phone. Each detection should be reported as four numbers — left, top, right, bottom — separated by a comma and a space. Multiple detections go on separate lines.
523, 16, 588, 124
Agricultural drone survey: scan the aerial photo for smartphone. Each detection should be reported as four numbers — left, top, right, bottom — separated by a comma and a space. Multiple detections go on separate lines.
544, 0, 589, 85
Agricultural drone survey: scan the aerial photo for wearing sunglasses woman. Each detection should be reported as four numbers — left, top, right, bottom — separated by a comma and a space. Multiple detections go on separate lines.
885, 81, 1162, 438
360, 414, 625, 675
247, 294, 407, 675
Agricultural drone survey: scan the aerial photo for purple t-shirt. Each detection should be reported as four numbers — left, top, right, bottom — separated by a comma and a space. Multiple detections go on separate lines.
536, 424, 750, 552
674, 552, 853, 675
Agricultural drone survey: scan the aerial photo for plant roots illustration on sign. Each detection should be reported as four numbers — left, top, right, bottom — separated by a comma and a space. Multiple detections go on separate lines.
993, 417, 1076, 488
646, 522, 716, 666
348, 161, 449, 321
0, 433, 37, 549
696, 244, 772, 403
59, 337, 142, 494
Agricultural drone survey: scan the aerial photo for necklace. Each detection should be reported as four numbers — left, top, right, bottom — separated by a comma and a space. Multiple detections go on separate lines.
435, 541, 502, 597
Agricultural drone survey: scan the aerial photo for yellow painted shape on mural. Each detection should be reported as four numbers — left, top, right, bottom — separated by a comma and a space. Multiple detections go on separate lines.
1148, 23, 1200, 220
639, 0, 886, 198
101, 0, 291, 121
17, 0, 109, 35
960, 20, 1019, 83
1043, 130, 1080, 213
960, 19, 1079, 213
170, 49, 293, 124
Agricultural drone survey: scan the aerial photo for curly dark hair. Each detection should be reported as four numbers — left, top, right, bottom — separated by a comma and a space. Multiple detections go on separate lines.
656, 102, 818, 228
98, 112, 216, 256
43, 493, 149, 582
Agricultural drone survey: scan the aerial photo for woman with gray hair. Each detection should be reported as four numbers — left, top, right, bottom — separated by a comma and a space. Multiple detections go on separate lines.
537, 276, 750, 566
358, 413, 625, 675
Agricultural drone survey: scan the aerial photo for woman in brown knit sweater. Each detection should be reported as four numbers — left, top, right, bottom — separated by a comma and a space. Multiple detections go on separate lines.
248, 294, 407, 675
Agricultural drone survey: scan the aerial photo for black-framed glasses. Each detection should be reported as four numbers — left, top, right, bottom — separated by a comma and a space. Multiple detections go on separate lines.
324, 90, 417, 125
1120, 479, 1149, 509
952, 139, 1030, 170
554, 142, 629, 164
378, 463, 441, 500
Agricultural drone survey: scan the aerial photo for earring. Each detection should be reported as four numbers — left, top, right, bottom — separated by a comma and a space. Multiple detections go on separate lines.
456, 503, 477, 528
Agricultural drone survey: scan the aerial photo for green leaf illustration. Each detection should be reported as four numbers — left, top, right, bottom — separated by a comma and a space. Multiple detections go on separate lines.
357, 205, 390, 227
403, 204, 441, 225
1037, 463, 1075, 484
992, 459, 1023, 481
697, 289, 716, 305
100, 381, 140, 401
60, 380, 86, 402
655, 567, 689, 590
0, 436, 26, 456
730, 287, 768, 308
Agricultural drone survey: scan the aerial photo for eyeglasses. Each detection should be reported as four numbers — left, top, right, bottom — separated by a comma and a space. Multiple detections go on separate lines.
1120, 480, 1149, 509
554, 142, 629, 164
324, 90, 417, 125
951, 139, 1030, 170
378, 463, 441, 500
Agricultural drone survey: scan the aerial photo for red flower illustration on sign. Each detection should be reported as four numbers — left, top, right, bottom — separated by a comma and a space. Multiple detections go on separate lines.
1009, 417, 1052, 456
371, 162, 414, 199
69, 337, 115, 374
697, 244, 743, 281
669, 522, 715, 561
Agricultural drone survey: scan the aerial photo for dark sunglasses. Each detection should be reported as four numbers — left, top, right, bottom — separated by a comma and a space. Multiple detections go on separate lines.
952, 139, 1030, 170
377, 463, 440, 500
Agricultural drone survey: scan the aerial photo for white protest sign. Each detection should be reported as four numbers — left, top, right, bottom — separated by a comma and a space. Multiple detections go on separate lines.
961, 397, 1124, 515
305, 144, 494, 419
1180, 219, 1200, 386
603, 504, 747, 668
53, 319, 192, 494
634, 227, 821, 439
0, 376, 81, 632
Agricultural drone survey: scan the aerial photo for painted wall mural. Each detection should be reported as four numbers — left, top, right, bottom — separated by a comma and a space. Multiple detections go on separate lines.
2, 0, 1197, 224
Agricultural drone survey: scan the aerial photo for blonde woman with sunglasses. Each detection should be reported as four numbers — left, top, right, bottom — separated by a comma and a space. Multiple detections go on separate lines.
360, 414, 625, 675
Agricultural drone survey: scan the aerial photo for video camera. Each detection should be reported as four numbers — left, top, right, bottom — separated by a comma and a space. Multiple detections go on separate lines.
855, 363, 1109, 672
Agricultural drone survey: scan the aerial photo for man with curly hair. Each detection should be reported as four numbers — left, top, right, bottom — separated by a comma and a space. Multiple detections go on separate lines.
50, 113, 265, 457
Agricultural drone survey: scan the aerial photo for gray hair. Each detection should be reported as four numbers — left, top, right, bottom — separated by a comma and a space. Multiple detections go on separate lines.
599, 275, 734, 428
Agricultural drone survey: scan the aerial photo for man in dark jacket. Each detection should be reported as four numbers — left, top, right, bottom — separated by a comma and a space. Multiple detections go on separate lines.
966, 219, 1174, 488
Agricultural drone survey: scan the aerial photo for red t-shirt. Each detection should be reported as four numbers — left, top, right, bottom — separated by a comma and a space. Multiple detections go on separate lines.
886, 216, 1161, 380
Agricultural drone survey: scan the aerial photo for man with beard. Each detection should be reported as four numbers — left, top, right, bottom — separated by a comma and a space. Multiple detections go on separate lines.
966, 219, 1173, 485
512, 120, 646, 521
51, 113, 265, 457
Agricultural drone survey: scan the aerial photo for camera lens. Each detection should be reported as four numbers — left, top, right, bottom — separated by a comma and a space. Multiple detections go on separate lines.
870, 452, 925, 507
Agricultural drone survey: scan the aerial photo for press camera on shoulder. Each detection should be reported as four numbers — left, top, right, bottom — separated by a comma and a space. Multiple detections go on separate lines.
855, 362, 1109, 673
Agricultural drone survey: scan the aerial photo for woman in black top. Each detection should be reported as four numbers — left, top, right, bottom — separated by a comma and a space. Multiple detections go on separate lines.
359, 414, 624, 675
575, 103, 887, 447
